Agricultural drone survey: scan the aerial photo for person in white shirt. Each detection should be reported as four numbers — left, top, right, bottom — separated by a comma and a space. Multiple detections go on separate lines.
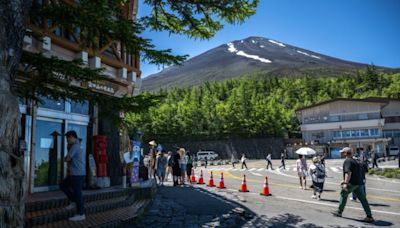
309, 156, 326, 200
241, 154, 248, 169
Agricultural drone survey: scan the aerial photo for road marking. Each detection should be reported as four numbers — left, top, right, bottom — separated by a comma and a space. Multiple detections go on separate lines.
250, 171, 263, 177
225, 171, 400, 202
258, 168, 264, 171
249, 168, 257, 171
275, 196, 400, 216
292, 168, 297, 172
330, 167, 340, 173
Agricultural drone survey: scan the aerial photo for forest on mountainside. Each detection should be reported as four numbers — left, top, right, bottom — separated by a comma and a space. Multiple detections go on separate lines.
126, 66, 400, 142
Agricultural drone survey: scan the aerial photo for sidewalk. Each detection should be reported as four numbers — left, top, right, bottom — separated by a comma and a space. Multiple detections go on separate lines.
131, 183, 254, 228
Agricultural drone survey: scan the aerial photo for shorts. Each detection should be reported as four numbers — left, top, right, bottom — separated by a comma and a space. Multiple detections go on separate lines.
313, 181, 324, 193
298, 170, 307, 177
157, 169, 165, 178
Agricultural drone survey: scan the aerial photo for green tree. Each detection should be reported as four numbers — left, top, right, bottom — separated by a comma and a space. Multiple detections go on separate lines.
0, 0, 259, 226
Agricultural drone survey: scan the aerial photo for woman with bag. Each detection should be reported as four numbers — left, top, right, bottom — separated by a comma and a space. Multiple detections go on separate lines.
309, 157, 326, 200
296, 154, 308, 190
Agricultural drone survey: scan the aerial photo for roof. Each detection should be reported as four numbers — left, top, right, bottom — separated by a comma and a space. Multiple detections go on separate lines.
295, 97, 400, 112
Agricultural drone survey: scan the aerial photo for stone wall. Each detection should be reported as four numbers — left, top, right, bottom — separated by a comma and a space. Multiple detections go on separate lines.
143, 137, 285, 160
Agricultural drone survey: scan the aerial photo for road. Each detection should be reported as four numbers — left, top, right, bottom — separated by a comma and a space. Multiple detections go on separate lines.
136, 159, 400, 227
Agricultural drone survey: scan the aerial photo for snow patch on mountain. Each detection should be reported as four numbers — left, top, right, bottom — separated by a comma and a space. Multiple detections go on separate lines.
226, 42, 271, 63
297, 50, 321, 59
260, 45, 265, 48
268, 39, 286, 47
227, 42, 238, 53
251, 40, 257, 44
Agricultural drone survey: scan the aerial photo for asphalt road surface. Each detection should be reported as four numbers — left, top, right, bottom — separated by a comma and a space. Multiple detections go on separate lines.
151, 159, 400, 227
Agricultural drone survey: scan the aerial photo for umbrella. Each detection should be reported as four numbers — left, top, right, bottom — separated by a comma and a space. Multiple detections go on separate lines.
295, 147, 316, 156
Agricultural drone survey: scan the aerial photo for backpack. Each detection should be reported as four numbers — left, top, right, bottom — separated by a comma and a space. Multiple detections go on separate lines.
315, 165, 326, 179
167, 156, 175, 167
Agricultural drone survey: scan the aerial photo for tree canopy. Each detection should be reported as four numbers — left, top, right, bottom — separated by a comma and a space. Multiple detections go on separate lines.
126, 67, 400, 142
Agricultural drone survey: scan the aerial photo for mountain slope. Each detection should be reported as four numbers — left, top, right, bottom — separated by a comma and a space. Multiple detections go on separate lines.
141, 36, 388, 91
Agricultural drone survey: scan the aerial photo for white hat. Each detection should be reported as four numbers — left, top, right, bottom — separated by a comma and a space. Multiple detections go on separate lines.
339, 147, 352, 153
148, 140, 157, 146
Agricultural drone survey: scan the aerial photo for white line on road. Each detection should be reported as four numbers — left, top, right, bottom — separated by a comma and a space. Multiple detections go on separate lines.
330, 167, 341, 173
275, 196, 400, 216
249, 168, 257, 171
250, 171, 263, 177
258, 168, 265, 171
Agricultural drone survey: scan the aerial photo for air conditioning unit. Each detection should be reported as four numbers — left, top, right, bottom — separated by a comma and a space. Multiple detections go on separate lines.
118, 67, 127, 79
41, 36, 51, 51
77, 51, 88, 65
89, 56, 101, 69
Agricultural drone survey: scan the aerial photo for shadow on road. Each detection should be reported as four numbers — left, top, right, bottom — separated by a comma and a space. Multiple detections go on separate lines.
329, 216, 393, 227
133, 184, 395, 228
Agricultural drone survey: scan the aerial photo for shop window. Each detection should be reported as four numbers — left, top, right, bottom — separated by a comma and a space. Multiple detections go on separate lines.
71, 100, 89, 115
38, 96, 65, 111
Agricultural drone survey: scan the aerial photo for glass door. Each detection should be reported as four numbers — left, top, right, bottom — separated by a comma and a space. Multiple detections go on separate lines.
34, 119, 63, 191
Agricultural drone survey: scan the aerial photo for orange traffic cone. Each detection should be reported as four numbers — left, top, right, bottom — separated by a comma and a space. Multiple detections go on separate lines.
260, 176, 271, 196
239, 174, 249, 192
217, 172, 226, 189
207, 171, 215, 187
190, 169, 196, 183
197, 170, 205, 184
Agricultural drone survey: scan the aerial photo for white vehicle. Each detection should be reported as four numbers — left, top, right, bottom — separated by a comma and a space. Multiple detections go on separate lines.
388, 145, 399, 156
197, 151, 219, 161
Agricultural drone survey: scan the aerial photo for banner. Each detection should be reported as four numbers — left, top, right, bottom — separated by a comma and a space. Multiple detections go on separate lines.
131, 141, 141, 183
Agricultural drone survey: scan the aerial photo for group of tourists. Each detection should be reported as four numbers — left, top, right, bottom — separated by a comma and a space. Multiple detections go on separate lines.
146, 142, 195, 187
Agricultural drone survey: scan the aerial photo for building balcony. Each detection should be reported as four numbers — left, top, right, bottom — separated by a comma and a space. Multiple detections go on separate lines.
300, 118, 385, 131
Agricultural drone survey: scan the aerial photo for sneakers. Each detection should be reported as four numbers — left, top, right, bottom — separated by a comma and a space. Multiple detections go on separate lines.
65, 202, 76, 210
69, 214, 86, 221
311, 195, 317, 199
332, 211, 342, 217
364, 216, 374, 223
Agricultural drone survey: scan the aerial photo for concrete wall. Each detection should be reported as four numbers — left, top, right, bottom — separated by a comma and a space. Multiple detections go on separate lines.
144, 137, 285, 160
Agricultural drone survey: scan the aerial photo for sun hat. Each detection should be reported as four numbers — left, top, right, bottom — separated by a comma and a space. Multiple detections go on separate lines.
312, 156, 320, 163
148, 140, 157, 146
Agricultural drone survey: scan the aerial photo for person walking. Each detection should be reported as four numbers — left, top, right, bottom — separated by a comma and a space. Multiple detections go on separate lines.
165, 151, 173, 181
332, 147, 374, 223
155, 151, 167, 186
61, 130, 86, 221
186, 152, 193, 182
351, 154, 368, 202
309, 157, 326, 200
371, 150, 378, 168
279, 152, 286, 170
241, 154, 248, 169
231, 154, 236, 168
172, 149, 181, 186
296, 154, 308, 190
204, 156, 208, 169
148, 140, 157, 180
266, 153, 273, 170
179, 148, 188, 184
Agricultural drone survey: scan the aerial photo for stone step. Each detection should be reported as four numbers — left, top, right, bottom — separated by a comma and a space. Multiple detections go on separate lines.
26, 195, 132, 227
26, 188, 135, 213
32, 199, 149, 228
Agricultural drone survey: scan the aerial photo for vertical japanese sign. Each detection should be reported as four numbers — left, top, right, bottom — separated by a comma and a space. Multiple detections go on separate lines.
131, 141, 141, 183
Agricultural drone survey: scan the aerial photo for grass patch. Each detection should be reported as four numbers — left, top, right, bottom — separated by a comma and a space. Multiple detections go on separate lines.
368, 168, 400, 179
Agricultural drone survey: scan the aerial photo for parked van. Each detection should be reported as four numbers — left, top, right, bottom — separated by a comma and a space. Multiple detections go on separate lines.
197, 151, 219, 161
388, 145, 399, 156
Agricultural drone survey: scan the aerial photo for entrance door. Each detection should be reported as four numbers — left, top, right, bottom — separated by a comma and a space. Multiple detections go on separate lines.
33, 119, 63, 191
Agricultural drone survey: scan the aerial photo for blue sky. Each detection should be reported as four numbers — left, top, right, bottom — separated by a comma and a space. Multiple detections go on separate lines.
138, 0, 400, 78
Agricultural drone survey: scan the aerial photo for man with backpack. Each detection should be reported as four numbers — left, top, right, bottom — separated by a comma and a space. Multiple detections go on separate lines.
351, 154, 368, 202
309, 157, 326, 200
332, 147, 374, 223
